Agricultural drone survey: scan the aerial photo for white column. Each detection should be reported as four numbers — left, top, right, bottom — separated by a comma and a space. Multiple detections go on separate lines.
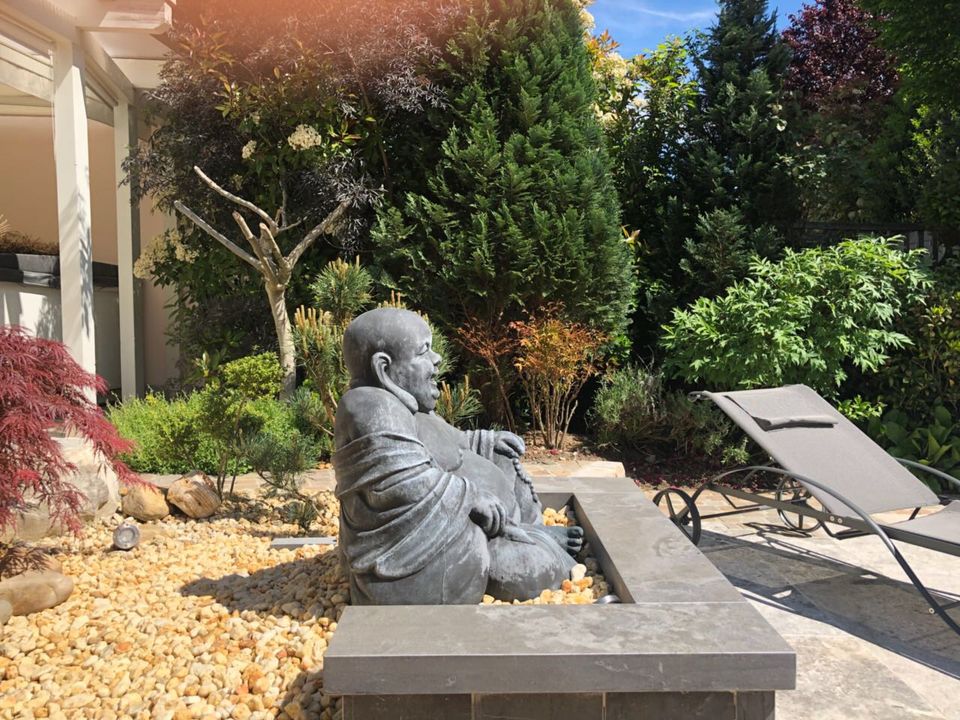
52, 39, 96, 398
114, 97, 143, 398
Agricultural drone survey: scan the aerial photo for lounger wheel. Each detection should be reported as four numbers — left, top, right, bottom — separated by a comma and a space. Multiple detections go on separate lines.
653, 488, 702, 545
775, 477, 824, 533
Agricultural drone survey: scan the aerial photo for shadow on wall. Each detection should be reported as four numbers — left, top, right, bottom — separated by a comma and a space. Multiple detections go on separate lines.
0, 283, 61, 337
698, 528, 960, 678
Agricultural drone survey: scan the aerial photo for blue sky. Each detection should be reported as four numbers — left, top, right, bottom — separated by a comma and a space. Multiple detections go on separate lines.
588, 0, 808, 57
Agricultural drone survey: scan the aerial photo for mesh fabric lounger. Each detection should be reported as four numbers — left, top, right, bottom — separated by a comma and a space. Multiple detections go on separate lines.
655, 384, 960, 634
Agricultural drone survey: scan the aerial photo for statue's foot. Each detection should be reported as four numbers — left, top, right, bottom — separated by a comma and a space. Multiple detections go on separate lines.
545, 525, 584, 556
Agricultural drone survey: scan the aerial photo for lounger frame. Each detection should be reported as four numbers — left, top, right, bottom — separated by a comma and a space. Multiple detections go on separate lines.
654, 399, 960, 635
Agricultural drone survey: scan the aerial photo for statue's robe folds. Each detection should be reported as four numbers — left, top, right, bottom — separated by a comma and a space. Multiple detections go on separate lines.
333, 431, 491, 605
334, 391, 575, 605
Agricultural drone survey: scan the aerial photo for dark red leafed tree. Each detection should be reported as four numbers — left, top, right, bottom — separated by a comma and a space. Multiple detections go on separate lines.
0, 326, 141, 535
783, 0, 897, 116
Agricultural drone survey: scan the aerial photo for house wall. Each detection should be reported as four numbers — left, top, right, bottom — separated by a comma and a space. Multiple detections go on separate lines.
0, 282, 121, 388
0, 115, 177, 389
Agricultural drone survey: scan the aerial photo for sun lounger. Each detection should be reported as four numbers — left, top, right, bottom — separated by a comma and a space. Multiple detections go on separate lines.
653, 384, 960, 634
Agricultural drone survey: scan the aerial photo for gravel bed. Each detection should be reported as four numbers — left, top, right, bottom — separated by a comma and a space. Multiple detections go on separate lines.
0, 497, 604, 720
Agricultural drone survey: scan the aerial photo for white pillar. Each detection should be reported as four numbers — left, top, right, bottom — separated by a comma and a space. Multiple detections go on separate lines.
114, 97, 143, 398
52, 39, 96, 399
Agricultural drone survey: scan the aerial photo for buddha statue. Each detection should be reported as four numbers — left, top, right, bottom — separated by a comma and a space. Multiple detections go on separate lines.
333, 308, 582, 605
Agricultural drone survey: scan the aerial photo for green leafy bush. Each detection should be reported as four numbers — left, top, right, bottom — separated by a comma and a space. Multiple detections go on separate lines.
590, 365, 748, 465
196, 352, 284, 495
873, 258, 960, 418
244, 429, 320, 532
109, 390, 300, 478
108, 393, 234, 475
869, 406, 960, 490
591, 365, 670, 451
109, 393, 202, 474
662, 237, 929, 395
111, 353, 295, 490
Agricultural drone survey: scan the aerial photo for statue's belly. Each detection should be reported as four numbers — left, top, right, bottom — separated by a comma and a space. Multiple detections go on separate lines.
415, 413, 520, 521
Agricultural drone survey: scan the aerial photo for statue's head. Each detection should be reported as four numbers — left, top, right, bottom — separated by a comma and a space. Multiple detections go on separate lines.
343, 307, 442, 413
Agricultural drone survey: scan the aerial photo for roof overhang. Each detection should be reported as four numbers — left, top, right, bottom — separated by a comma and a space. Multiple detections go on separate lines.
0, 0, 173, 92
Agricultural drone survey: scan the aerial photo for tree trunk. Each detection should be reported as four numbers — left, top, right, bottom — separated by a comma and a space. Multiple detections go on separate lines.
265, 281, 296, 400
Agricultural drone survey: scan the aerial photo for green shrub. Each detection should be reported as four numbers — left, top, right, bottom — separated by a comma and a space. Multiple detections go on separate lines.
108, 393, 236, 475
111, 352, 289, 488
196, 352, 284, 496
590, 365, 748, 465
109, 393, 201, 474
873, 258, 960, 419
591, 365, 670, 451
662, 237, 929, 396
108, 389, 302, 477
244, 428, 320, 531
868, 406, 960, 491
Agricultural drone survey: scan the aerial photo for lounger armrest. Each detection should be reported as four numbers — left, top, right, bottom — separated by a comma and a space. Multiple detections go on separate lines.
895, 458, 960, 494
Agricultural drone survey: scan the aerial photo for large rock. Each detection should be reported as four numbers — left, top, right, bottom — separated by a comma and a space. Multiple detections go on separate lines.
121, 484, 170, 522
0, 570, 74, 615
167, 472, 221, 519
3, 437, 121, 542
0, 545, 62, 579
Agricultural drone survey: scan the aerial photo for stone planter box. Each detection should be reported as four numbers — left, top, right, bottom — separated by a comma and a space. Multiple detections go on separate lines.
324, 476, 795, 720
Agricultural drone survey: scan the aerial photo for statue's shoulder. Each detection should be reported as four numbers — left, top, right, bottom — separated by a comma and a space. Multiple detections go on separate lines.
336, 387, 417, 445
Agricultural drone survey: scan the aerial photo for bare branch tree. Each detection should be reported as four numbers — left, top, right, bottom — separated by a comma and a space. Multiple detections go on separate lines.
175, 165, 348, 398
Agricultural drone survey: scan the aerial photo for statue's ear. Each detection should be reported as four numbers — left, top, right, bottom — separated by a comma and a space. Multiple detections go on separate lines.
371, 351, 418, 413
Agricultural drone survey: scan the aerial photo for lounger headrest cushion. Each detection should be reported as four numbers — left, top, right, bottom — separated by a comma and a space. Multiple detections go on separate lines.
751, 415, 838, 431
723, 388, 840, 432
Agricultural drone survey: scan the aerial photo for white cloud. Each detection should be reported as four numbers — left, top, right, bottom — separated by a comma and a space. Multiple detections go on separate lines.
599, 0, 716, 24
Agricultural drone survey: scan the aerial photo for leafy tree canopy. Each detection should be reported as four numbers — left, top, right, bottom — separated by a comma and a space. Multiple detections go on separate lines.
861, 0, 960, 107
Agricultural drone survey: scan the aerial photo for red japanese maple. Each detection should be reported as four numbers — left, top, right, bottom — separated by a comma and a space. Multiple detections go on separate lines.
0, 325, 141, 535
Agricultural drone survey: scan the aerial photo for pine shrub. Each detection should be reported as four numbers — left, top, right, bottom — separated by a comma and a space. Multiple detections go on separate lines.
373, 0, 635, 349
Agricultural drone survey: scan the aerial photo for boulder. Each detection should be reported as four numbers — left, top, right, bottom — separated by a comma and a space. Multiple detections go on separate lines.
0, 545, 62, 579
167, 472, 221, 519
3, 438, 121, 542
0, 570, 74, 616
0, 599, 11, 626
121, 484, 170, 522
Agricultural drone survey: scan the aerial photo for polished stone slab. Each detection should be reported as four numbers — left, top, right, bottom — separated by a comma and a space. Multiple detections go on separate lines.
475, 693, 602, 720
342, 694, 472, 720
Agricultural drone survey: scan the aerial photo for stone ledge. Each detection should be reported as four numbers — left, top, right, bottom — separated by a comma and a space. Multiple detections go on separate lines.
325, 603, 795, 695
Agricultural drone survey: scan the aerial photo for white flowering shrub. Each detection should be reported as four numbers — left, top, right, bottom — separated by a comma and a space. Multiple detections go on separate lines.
134, 230, 198, 280
287, 124, 325, 151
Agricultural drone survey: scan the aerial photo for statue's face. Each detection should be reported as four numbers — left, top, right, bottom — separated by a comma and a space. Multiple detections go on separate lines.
386, 318, 442, 413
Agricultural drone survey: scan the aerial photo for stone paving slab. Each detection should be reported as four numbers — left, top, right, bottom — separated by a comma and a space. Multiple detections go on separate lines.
644, 487, 960, 720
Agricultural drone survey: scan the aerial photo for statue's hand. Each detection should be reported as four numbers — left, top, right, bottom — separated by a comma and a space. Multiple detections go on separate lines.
470, 493, 507, 539
494, 431, 525, 459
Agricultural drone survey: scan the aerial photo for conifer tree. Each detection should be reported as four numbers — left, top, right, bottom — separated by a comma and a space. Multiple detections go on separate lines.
682, 0, 799, 291
372, 0, 635, 342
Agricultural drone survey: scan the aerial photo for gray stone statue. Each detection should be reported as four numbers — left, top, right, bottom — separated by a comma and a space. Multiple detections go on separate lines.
333, 308, 582, 605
